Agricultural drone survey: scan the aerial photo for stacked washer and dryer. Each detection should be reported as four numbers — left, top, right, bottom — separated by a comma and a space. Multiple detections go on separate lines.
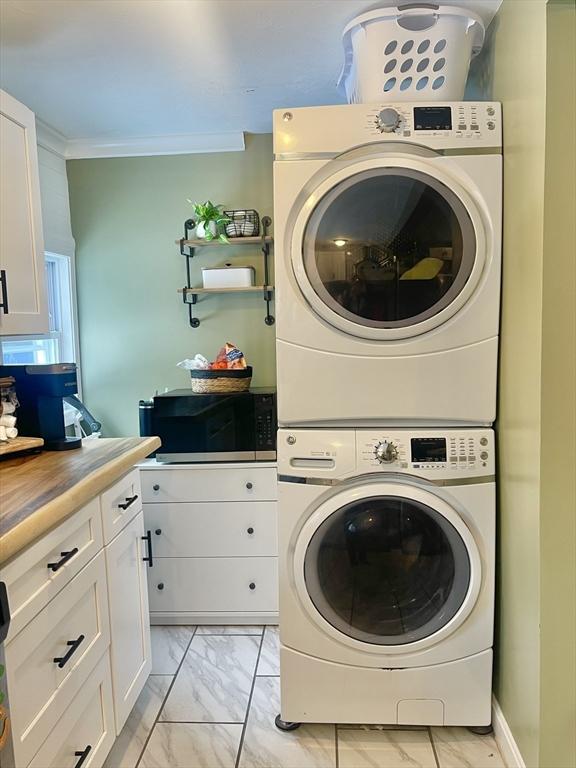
272, 99, 502, 730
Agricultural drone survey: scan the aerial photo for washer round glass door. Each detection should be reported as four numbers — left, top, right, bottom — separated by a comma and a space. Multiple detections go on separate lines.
299, 490, 475, 647
295, 164, 480, 338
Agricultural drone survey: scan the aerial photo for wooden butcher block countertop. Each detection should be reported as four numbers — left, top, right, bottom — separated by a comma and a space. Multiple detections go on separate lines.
0, 436, 160, 565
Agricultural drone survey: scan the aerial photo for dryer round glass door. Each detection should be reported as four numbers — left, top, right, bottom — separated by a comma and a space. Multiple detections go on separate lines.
302, 494, 472, 646
298, 166, 479, 337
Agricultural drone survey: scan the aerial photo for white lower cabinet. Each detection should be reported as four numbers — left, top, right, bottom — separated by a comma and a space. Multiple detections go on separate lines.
28, 652, 115, 768
104, 509, 151, 734
5, 552, 110, 767
140, 462, 279, 624
4, 466, 152, 768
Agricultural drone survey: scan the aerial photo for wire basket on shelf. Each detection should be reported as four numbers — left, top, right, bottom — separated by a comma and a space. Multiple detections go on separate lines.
189, 367, 253, 394
338, 5, 485, 103
224, 210, 260, 238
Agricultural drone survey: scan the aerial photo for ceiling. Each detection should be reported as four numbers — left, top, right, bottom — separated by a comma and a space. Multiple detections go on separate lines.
0, 0, 501, 145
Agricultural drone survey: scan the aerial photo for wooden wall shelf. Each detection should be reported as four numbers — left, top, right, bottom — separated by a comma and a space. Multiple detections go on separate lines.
177, 216, 274, 328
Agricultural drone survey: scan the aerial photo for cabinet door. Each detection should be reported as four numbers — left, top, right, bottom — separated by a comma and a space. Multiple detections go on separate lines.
0, 89, 48, 335
105, 510, 151, 734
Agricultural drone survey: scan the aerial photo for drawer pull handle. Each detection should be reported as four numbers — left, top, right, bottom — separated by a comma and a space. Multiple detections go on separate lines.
118, 494, 139, 510
47, 547, 79, 572
153, 484, 160, 491
74, 745, 92, 768
142, 530, 154, 567
158, 582, 165, 590
0, 270, 9, 314
54, 634, 85, 668
249, 582, 256, 590
246, 482, 253, 490
155, 528, 162, 535
247, 527, 254, 535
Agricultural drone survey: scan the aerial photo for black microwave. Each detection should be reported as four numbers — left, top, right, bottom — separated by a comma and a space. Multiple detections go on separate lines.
139, 388, 276, 463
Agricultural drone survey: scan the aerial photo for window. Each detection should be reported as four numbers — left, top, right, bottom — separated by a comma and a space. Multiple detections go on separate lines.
0, 253, 77, 365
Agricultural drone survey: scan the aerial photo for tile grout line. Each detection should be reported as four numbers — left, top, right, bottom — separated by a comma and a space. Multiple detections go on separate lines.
234, 626, 267, 768
134, 625, 198, 768
428, 726, 441, 768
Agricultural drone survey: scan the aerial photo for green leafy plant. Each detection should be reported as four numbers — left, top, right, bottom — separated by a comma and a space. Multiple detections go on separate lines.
188, 200, 230, 243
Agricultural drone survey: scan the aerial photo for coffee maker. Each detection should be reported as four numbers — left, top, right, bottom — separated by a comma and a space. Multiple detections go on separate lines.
0, 363, 82, 450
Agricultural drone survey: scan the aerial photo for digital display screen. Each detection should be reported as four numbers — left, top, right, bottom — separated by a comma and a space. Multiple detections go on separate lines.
411, 437, 447, 463
414, 106, 452, 131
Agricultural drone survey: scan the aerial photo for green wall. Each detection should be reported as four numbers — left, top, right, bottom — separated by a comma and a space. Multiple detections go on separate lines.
538, 2, 576, 766
471, 1, 576, 765
67, 134, 275, 437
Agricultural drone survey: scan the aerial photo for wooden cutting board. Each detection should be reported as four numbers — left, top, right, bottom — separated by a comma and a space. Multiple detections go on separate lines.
0, 436, 44, 457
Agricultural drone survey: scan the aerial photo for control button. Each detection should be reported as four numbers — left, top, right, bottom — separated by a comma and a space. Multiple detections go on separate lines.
487, 121, 496, 130
480, 451, 489, 460
487, 106, 495, 116
374, 440, 399, 463
459, 456, 467, 462
480, 437, 488, 446
286, 435, 296, 445
470, 124, 479, 131
377, 108, 400, 133
458, 124, 467, 130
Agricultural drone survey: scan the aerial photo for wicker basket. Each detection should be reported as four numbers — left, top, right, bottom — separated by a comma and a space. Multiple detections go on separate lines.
189, 366, 253, 394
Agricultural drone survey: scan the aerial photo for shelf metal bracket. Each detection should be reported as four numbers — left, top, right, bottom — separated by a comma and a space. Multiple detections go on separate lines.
261, 216, 275, 325
179, 219, 196, 258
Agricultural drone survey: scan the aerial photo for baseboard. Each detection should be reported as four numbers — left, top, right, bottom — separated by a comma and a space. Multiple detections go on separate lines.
149, 611, 279, 625
492, 696, 526, 768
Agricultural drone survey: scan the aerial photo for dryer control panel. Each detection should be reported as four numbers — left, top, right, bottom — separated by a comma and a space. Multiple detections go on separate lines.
273, 102, 501, 156
278, 428, 495, 482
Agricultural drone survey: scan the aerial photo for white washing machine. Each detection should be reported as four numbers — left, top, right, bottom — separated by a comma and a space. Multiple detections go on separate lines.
273, 102, 502, 427
277, 427, 495, 727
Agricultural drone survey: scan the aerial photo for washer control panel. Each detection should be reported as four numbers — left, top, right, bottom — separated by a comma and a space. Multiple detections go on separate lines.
278, 428, 495, 481
357, 428, 495, 479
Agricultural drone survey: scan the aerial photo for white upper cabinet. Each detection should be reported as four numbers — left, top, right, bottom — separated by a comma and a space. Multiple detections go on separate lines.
0, 89, 48, 335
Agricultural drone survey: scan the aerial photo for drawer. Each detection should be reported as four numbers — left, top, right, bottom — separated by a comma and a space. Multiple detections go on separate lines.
5, 551, 110, 768
28, 651, 115, 768
140, 466, 277, 503
2, 498, 103, 642
143, 501, 278, 557
147, 557, 278, 613
100, 468, 142, 544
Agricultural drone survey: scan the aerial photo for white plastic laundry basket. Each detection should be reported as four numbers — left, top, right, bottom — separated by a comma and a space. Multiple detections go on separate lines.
338, 5, 485, 103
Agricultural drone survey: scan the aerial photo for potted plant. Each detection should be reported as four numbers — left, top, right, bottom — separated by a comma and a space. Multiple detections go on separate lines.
189, 201, 230, 242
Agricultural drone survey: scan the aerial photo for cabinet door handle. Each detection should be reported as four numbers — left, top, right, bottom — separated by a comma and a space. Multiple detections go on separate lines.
155, 528, 162, 535
53, 634, 85, 668
47, 547, 79, 572
74, 745, 92, 768
118, 494, 139, 510
0, 270, 8, 314
246, 482, 253, 490
153, 484, 160, 491
249, 582, 256, 590
247, 527, 254, 535
142, 530, 154, 567
157, 582, 165, 590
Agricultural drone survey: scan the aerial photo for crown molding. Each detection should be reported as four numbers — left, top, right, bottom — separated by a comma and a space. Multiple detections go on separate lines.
34, 120, 245, 159
36, 119, 69, 157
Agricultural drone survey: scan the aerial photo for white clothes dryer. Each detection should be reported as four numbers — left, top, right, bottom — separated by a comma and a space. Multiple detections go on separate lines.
273, 102, 502, 427
276, 427, 495, 727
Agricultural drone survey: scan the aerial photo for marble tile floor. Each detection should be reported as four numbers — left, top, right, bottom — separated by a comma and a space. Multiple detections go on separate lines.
105, 625, 507, 768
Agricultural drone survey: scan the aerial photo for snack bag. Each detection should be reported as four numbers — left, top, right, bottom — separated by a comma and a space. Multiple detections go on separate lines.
224, 342, 247, 369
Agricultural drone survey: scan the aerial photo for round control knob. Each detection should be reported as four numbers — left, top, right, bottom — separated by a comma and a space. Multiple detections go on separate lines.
480, 451, 489, 460
480, 437, 488, 446
374, 441, 399, 463
152, 484, 160, 491
377, 108, 400, 133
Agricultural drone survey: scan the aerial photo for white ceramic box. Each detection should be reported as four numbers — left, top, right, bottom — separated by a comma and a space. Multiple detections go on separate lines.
202, 264, 255, 288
